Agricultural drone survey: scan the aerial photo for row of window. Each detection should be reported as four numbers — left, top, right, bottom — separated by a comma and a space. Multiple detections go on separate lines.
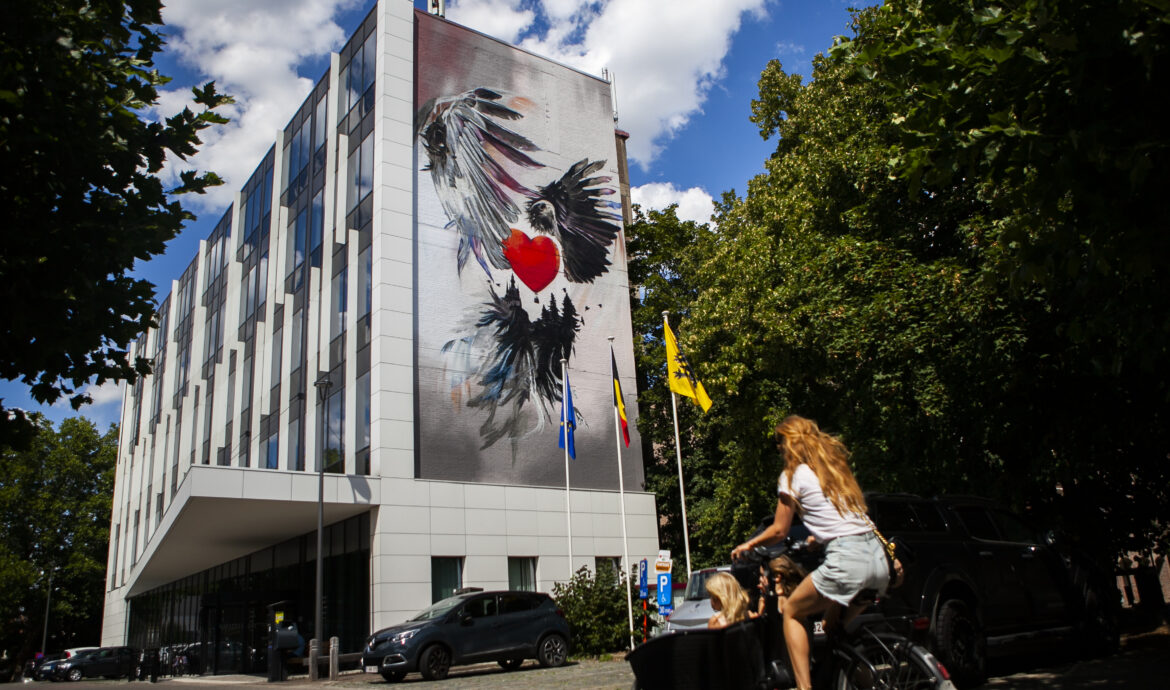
114, 5, 379, 585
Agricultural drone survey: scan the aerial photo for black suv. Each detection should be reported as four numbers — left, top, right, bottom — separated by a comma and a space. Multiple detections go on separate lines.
53, 646, 138, 681
362, 590, 570, 682
868, 494, 1119, 687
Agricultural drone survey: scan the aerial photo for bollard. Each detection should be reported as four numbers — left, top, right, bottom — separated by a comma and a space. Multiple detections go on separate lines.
308, 638, 319, 682
329, 636, 339, 681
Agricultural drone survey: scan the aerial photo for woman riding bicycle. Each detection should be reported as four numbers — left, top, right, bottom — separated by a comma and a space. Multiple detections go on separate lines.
731, 415, 889, 690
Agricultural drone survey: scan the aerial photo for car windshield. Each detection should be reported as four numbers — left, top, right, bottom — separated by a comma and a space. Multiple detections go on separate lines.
683, 569, 727, 601
409, 595, 468, 621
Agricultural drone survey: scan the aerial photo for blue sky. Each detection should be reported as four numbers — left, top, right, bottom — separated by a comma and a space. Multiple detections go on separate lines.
1, 0, 872, 430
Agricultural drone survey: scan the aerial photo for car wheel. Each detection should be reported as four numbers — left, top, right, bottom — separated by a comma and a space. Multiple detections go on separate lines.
932, 599, 985, 688
498, 658, 524, 670
537, 634, 568, 668
379, 670, 405, 683
418, 645, 451, 681
67, 668, 83, 683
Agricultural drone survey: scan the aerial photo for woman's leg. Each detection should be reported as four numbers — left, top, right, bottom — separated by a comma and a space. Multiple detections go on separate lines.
782, 576, 832, 689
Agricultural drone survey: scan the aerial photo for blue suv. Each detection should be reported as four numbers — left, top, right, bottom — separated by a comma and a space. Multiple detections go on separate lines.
362, 590, 570, 682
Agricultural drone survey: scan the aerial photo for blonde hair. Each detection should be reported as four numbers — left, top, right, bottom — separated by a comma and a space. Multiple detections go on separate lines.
776, 415, 867, 517
705, 572, 750, 624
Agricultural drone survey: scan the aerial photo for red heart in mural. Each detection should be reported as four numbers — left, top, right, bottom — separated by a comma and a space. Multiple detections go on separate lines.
503, 229, 559, 293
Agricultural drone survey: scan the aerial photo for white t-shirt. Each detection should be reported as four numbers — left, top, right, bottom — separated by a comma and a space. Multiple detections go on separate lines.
778, 464, 871, 541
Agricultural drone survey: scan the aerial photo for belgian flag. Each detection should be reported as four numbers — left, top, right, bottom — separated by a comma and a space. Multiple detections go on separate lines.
611, 348, 630, 447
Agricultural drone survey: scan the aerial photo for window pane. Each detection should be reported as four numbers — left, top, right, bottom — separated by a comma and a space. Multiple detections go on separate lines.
954, 507, 998, 541
311, 190, 324, 255
357, 372, 370, 450
431, 557, 463, 603
289, 417, 302, 471
358, 246, 372, 317
265, 434, 279, 470
347, 141, 360, 212
314, 95, 327, 151
271, 328, 283, 384
325, 387, 345, 473
360, 33, 376, 94
331, 267, 347, 337
508, 558, 536, 592
358, 134, 374, 203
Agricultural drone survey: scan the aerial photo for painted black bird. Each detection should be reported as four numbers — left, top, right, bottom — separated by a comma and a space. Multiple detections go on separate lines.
417, 87, 544, 276
525, 159, 622, 284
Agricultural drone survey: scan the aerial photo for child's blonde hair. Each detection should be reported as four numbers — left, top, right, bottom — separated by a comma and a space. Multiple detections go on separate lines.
705, 571, 750, 624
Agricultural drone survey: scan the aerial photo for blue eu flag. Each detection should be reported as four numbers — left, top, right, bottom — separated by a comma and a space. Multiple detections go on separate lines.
559, 371, 576, 459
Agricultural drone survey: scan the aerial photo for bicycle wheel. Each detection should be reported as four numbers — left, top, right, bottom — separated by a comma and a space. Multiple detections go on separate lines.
830, 632, 955, 690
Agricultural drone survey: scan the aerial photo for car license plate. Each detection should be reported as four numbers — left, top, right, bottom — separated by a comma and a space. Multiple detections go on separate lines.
365, 665, 379, 674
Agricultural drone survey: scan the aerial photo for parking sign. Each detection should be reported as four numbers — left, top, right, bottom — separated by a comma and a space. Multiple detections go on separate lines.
657, 572, 672, 615
638, 559, 648, 599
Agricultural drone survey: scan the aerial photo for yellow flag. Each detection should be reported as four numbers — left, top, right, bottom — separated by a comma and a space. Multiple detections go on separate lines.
664, 321, 712, 412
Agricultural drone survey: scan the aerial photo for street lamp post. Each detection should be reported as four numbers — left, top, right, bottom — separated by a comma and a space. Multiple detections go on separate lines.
313, 374, 333, 681
41, 568, 55, 655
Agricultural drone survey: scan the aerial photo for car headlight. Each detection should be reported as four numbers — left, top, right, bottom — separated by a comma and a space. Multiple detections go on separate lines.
390, 629, 417, 644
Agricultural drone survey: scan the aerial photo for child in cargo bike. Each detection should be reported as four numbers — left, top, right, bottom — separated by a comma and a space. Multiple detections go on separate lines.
731, 415, 889, 690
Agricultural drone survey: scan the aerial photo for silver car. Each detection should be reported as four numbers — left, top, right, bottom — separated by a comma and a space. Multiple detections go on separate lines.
661, 565, 732, 633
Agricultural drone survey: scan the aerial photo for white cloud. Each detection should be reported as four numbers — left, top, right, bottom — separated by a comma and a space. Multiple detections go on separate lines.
632, 183, 715, 226
449, 0, 769, 167
156, 0, 767, 207
447, 0, 535, 44
153, 0, 363, 209
84, 380, 127, 407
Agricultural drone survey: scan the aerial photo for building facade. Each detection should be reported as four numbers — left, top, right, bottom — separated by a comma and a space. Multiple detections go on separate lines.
101, 1, 658, 674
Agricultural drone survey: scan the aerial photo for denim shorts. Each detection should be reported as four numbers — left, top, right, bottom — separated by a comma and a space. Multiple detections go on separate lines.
809, 531, 890, 607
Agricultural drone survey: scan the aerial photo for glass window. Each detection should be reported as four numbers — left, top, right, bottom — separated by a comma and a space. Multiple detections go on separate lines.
311, 190, 324, 257
508, 558, 536, 592
358, 246, 372, 317
271, 327, 283, 385
290, 310, 304, 373
314, 95, 327, 151
264, 433, 279, 470
464, 595, 497, 619
356, 372, 370, 450
289, 416, 303, 471
431, 557, 463, 603
348, 133, 374, 212
289, 208, 307, 273
331, 267, 348, 338
595, 557, 621, 577
324, 386, 345, 473
953, 507, 999, 541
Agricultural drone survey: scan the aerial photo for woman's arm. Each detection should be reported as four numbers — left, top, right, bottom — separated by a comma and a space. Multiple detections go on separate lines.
731, 494, 796, 560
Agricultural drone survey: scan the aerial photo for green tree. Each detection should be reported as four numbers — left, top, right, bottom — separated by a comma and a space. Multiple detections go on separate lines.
0, 416, 117, 674
626, 1, 1170, 569
0, 0, 231, 445
837, 0, 1170, 558
551, 564, 634, 655
625, 206, 728, 567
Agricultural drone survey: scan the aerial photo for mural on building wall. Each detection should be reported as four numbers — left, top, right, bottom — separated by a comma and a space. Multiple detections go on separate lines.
414, 13, 643, 489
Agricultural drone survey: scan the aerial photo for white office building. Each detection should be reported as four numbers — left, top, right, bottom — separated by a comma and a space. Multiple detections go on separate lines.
101, 1, 658, 672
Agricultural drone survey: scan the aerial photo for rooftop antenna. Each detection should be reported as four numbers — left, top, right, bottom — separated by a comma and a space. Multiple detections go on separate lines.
430, 0, 446, 17
604, 69, 620, 123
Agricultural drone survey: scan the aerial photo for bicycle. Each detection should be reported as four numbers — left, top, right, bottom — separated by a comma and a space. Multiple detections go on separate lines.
627, 538, 955, 689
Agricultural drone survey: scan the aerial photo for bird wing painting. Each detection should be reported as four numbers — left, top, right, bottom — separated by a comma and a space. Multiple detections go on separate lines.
417, 87, 621, 452
414, 13, 638, 488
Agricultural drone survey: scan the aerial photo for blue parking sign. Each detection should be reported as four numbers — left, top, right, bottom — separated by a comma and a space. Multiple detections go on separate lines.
657, 572, 672, 614
638, 559, 648, 599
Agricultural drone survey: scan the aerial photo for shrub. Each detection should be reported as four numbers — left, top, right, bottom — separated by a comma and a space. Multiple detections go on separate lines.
552, 564, 632, 655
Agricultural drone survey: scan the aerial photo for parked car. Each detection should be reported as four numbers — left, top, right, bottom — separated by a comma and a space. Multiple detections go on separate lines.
31, 653, 65, 681
868, 493, 1120, 687
54, 646, 138, 682
362, 590, 570, 682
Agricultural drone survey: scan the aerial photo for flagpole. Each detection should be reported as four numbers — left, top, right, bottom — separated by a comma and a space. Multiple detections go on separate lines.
609, 337, 635, 650
561, 357, 573, 581
663, 312, 693, 579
